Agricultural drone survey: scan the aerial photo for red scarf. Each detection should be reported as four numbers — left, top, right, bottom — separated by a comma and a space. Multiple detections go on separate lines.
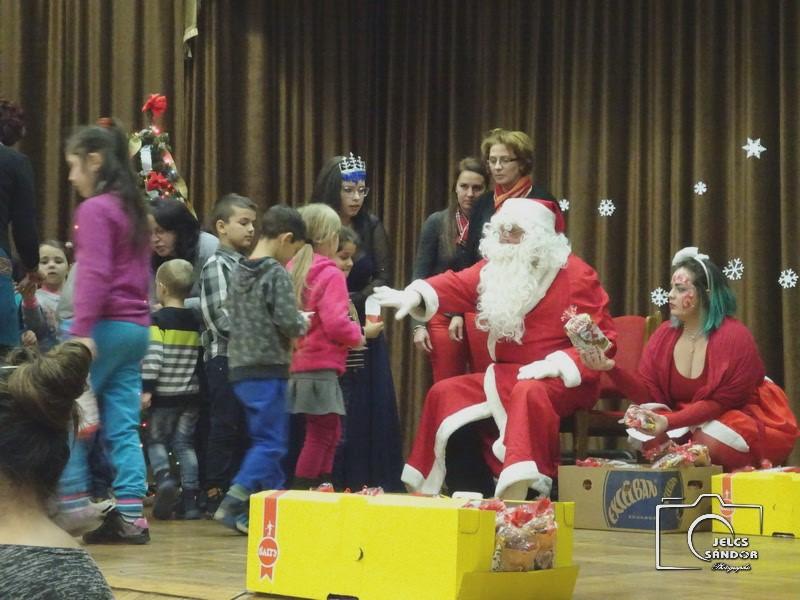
455, 208, 469, 246
494, 175, 533, 209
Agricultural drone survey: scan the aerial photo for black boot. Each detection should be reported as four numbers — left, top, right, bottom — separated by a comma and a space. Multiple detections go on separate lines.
153, 470, 179, 520
181, 489, 202, 520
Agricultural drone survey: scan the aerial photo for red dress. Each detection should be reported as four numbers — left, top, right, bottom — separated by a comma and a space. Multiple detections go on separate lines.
402, 254, 616, 498
611, 318, 798, 468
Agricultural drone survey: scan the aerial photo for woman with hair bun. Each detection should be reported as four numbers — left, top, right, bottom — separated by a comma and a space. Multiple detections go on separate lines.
0, 341, 113, 598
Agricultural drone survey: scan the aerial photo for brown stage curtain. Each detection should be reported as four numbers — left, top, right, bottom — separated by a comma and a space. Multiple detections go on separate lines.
2, 0, 798, 462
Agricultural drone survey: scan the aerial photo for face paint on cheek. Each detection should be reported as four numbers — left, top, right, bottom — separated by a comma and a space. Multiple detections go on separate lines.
681, 290, 696, 309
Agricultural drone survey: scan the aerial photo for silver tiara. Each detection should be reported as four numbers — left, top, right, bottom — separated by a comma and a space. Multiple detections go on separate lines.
339, 152, 366, 180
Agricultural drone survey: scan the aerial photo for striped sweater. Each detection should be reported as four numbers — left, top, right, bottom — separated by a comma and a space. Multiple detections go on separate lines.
142, 306, 202, 406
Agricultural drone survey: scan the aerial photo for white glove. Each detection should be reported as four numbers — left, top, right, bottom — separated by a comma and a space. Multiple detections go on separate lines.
517, 359, 562, 381
372, 286, 421, 320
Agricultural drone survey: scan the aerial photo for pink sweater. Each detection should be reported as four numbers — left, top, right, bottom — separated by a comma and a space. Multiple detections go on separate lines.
290, 254, 362, 375
71, 194, 151, 337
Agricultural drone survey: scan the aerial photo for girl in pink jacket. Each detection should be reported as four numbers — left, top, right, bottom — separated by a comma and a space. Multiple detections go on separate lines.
288, 204, 365, 487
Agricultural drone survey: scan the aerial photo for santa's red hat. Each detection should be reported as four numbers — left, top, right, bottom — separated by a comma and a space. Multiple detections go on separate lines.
496, 198, 566, 234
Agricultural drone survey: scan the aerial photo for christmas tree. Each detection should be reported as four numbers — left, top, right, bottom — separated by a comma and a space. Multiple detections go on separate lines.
129, 93, 192, 212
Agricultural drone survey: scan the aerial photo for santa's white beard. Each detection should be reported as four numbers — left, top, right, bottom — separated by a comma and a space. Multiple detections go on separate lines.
475, 228, 570, 344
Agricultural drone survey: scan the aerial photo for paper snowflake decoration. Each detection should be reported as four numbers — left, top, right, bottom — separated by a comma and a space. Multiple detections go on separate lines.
650, 287, 669, 307
561, 304, 578, 322
723, 258, 744, 281
598, 198, 616, 217
742, 138, 766, 159
778, 269, 798, 289
559, 198, 570, 212
693, 181, 708, 195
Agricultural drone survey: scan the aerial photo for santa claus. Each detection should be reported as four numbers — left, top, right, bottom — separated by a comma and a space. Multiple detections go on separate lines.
374, 198, 617, 499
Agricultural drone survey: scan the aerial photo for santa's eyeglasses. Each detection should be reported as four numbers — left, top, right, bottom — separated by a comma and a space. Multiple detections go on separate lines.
498, 225, 526, 243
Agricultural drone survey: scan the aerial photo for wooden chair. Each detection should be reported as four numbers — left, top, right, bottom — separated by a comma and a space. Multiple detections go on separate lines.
562, 312, 662, 460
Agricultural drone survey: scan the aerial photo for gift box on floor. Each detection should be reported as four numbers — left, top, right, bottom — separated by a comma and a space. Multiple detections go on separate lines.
558, 464, 722, 532
711, 469, 800, 537
245, 491, 578, 600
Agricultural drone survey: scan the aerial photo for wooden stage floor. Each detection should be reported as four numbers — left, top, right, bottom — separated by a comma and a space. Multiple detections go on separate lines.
90, 517, 800, 600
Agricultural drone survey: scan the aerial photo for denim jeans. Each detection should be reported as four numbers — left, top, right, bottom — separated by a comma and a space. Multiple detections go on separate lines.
147, 405, 200, 490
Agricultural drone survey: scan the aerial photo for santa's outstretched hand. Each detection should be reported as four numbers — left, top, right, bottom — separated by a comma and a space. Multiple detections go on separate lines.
372, 286, 421, 320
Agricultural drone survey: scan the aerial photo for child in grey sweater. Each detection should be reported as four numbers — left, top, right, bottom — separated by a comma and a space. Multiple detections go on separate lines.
214, 205, 309, 534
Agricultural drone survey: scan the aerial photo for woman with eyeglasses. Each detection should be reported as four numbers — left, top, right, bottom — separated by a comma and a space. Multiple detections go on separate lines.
310, 155, 403, 492
411, 157, 489, 382
458, 129, 560, 270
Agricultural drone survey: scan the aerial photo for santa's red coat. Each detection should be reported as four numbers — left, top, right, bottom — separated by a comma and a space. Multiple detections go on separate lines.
403, 254, 616, 498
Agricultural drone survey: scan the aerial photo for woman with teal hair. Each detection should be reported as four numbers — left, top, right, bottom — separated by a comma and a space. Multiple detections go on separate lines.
579, 247, 798, 470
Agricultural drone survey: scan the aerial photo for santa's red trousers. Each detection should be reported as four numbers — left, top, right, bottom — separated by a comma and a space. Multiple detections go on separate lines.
407, 365, 595, 486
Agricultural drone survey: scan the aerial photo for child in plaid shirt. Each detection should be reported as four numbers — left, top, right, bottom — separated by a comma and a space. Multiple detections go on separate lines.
199, 194, 257, 515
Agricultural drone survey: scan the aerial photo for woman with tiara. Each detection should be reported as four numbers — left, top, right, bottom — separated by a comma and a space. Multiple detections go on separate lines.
311, 154, 403, 491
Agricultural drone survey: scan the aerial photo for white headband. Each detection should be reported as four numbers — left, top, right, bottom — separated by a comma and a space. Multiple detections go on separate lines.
672, 246, 711, 291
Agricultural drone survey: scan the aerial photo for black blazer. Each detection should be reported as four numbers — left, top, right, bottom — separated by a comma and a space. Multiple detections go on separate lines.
0, 145, 39, 270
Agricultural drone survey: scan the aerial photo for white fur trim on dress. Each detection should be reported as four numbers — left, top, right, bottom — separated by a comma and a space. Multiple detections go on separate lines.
699, 419, 750, 453
483, 365, 508, 462
406, 279, 439, 322
405, 402, 493, 495
401, 464, 425, 491
495, 460, 552, 500
545, 350, 581, 388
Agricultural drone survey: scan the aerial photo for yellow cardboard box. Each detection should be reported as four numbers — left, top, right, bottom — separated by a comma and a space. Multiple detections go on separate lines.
558, 464, 721, 532
245, 491, 578, 600
711, 469, 800, 537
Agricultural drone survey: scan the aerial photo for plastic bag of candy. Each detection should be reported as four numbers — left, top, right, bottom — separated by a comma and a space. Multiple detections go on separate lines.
470, 498, 557, 572
621, 404, 658, 433
564, 313, 611, 364
651, 442, 710, 469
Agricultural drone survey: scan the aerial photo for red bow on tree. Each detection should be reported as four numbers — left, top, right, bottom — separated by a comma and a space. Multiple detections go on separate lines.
146, 171, 170, 192
141, 94, 168, 118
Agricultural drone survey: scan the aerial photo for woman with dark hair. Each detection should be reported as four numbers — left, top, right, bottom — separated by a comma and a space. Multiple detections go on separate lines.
310, 154, 403, 491
64, 118, 152, 543
149, 197, 219, 310
0, 342, 113, 598
411, 157, 488, 381
0, 99, 41, 350
578, 247, 799, 470
312, 154, 389, 316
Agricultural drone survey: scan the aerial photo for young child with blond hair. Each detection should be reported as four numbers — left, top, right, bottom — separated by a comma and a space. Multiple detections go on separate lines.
142, 258, 203, 520
288, 204, 364, 488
